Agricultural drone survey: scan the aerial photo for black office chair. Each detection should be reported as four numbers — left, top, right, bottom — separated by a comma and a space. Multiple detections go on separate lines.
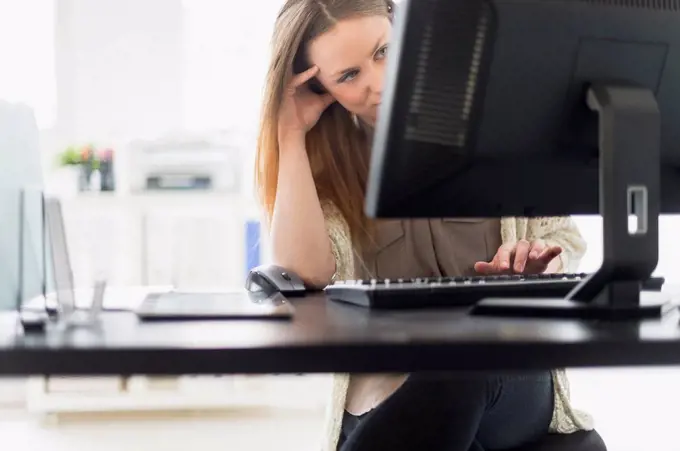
512, 430, 607, 451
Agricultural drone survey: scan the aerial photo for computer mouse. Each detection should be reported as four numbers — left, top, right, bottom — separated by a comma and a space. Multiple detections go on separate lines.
245, 264, 307, 296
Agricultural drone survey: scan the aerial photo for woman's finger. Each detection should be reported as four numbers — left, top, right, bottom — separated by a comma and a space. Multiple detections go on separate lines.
496, 245, 513, 271
291, 66, 320, 88
319, 93, 335, 109
474, 261, 496, 274
513, 239, 531, 273
538, 245, 562, 263
528, 239, 546, 260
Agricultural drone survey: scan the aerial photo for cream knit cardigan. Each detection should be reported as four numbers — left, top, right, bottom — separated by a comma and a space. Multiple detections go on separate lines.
319, 207, 594, 451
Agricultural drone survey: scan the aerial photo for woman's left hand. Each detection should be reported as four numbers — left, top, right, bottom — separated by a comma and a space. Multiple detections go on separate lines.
474, 239, 562, 275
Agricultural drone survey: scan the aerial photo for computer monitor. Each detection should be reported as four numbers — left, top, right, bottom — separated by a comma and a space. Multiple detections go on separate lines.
0, 100, 48, 311
366, 0, 680, 319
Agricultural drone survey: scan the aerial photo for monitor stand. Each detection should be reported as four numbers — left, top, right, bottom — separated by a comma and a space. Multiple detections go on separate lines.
473, 84, 673, 320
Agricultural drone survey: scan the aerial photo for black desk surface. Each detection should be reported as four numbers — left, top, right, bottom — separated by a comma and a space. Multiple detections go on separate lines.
2, 288, 680, 375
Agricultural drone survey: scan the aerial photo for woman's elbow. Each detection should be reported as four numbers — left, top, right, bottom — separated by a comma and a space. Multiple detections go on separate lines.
271, 256, 335, 289
292, 266, 335, 289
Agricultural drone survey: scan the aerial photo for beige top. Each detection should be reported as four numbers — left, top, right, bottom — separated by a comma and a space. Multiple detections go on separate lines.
347, 218, 503, 415
319, 202, 594, 451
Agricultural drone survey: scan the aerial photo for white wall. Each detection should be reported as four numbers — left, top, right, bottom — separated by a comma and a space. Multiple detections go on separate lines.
573, 215, 680, 284
54, 0, 184, 149
53, 0, 283, 145
181, 0, 280, 133
0, 0, 56, 130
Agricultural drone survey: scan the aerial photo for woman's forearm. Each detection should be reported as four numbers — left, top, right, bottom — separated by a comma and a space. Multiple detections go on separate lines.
269, 135, 336, 287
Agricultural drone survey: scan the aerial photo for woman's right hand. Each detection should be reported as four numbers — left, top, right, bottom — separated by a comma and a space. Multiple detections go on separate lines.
278, 66, 335, 142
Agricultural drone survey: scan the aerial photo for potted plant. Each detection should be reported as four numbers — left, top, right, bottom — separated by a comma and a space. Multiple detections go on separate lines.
55, 144, 98, 192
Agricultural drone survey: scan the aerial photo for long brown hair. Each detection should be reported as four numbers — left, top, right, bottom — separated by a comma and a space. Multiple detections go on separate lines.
255, 0, 394, 249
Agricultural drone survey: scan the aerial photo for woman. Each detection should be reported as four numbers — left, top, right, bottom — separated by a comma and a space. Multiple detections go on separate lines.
255, 1, 595, 450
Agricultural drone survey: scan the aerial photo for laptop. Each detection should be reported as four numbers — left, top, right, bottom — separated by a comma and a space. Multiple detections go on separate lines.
44, 197, 105, 326
16, 197, 104, 331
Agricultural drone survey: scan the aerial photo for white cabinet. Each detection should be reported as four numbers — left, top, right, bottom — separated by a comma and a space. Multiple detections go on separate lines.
143, 205, 244, 289
60, 192, 257, 291
61, 198, 142, 288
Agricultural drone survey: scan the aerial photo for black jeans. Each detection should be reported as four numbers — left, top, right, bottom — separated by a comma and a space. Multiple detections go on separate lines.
338, 371, 554, 451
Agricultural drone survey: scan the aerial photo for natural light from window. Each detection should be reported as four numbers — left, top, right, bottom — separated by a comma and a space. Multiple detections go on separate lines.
0, 0, 56, 130
181, 0, 282, 133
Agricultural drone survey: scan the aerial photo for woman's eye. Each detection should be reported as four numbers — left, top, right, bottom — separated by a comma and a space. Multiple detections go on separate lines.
338, 70, 359, 83
376, 45, 388, 59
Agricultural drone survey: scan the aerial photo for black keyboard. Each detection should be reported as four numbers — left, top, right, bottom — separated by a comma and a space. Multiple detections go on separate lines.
324, 273, 666, 309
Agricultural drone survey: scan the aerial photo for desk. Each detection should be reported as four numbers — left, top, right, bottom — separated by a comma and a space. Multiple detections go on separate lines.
1, 287, 679, 375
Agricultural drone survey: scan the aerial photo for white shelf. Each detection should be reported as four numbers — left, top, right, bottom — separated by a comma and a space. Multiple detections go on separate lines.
25, 375, 331, 418
52, 192, 256, 290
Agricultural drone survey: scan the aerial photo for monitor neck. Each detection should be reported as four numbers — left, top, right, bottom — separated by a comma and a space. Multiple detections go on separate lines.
472, 83, 672, 320
566, 84, 661, 313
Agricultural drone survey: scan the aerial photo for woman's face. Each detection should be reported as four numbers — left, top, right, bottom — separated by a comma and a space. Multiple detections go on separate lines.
307, 15, 391, 126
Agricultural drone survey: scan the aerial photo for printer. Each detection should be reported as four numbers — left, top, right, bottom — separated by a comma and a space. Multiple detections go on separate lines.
127, 133, 241, 192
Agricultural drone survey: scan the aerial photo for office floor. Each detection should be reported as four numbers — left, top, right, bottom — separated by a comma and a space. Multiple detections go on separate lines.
0, 408, 325, 451
0, 368, 676, 451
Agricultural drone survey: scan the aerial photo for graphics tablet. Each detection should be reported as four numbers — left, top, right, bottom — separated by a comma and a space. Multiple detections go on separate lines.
135, 290, 294, 321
